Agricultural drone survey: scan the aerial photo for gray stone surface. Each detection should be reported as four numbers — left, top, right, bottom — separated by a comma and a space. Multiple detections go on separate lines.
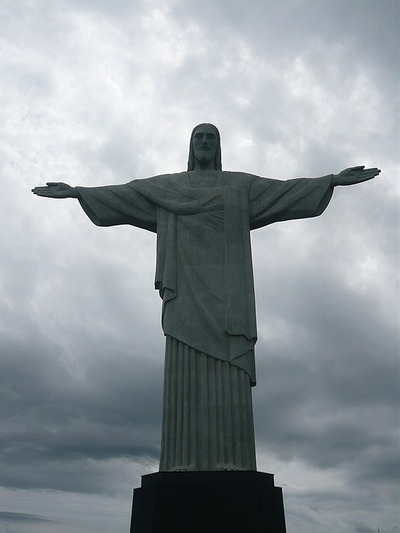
32, 123, 380, 472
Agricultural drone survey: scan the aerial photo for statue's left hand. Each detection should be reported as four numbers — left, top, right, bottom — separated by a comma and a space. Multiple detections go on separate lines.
332, 166, 381, 186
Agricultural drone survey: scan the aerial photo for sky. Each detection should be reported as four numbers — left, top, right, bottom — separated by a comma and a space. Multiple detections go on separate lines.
0, 0, 399, 532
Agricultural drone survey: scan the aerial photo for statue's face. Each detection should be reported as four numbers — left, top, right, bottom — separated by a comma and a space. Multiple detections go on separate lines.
192, 125, 218, 166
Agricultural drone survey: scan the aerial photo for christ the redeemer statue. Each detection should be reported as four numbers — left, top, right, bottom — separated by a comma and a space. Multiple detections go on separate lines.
32, 123, 380, 472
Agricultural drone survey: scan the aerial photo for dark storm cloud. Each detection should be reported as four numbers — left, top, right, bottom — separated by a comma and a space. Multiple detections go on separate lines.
1, 282, 163, 494
0, 511, 56, 524
0, 342, 162, 494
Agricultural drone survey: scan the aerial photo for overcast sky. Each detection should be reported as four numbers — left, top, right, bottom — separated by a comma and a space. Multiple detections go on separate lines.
1, 1, 399, 532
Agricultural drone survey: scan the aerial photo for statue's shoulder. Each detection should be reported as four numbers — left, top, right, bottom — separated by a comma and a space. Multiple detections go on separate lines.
128, 173, 183, 187
131, 171, 261, 190
224, 171, 258, 187
225, 171, 256, 178
163, 172, 187, 183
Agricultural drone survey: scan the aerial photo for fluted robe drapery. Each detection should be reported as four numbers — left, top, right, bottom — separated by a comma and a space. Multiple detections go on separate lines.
76, 171, 334, 471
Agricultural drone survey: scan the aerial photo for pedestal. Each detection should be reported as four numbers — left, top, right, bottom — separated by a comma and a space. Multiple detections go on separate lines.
130, 471, 286, 532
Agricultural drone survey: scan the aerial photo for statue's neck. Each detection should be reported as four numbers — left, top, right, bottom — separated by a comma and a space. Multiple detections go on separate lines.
192, 158, 218, 171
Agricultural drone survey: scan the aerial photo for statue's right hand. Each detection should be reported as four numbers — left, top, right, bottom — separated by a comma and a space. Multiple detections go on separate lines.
31, 182, 78, 198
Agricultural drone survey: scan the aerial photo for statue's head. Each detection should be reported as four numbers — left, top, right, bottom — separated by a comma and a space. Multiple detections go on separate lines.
187, 123, 222, 171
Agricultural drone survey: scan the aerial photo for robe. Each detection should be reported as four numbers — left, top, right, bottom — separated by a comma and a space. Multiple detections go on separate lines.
77, 171, 334, 471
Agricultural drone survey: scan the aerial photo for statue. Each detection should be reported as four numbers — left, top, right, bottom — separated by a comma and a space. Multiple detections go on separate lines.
32, 123, 380, 472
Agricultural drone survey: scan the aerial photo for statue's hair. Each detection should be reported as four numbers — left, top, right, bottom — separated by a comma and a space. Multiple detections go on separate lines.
187, 123, 222, 171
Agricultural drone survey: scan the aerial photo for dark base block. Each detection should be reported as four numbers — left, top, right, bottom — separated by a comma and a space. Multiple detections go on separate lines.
130, 471, 286, 533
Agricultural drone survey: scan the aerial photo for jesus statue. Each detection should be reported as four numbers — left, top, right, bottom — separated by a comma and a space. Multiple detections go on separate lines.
32, 123, 380, 472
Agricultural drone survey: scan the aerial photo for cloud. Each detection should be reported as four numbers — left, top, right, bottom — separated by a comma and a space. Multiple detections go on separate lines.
0, 511, 56, 524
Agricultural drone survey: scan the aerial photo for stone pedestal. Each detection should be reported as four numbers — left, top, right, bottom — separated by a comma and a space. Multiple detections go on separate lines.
130, 471, 286, 532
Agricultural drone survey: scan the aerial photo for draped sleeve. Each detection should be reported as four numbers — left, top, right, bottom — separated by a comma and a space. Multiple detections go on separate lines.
76, 182, 157, 233
249, 174, 334, 230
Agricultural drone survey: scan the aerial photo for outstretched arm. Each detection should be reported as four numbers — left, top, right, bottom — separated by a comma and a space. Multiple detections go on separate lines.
32, 180, 158, 232
332, 166, 381, 186
31, 182, 79, 198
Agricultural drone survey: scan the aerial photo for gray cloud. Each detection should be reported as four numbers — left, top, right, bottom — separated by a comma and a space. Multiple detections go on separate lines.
0, 511, 57, 523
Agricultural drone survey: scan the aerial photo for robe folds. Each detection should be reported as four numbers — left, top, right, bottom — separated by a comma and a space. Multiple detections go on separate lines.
77, 171, 334, 471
